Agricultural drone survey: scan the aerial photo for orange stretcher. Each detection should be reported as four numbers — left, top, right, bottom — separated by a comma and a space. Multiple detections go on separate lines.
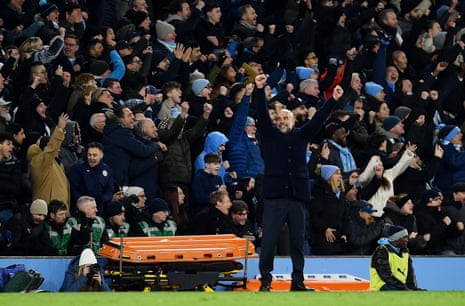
101, 235, 255, 291
100, 234, 256, 263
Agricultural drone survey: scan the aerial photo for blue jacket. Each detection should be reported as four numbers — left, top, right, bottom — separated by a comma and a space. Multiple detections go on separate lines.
255, 87, 337, 200
190, 171, 223, 217
435, 143, 465, 194
227, 95, 264, 179
194, 131, 230, 183
103, 114, 158, 187
59, 256, 110, 292
68, 159, 115, 214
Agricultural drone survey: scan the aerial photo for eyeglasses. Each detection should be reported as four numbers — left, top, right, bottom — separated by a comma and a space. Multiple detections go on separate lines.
235, 211, 248, 216
34, 70, 47, 74
138, 194, 147, 198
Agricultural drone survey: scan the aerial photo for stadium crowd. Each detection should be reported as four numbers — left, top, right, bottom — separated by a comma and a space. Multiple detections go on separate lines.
1, 0, 465, 260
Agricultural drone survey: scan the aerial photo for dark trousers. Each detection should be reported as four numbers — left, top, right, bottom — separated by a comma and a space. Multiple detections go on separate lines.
259, 198, 305, 285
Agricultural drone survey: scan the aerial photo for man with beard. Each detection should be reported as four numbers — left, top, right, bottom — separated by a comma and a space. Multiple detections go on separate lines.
4, 199, 49, 255
321, 121, 358, 177
68, 142, 116, 216
44, 200, 72, 255
254, 73, 343, 292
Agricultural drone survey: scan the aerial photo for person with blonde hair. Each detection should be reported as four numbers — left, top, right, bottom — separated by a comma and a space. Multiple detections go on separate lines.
309, 164, 350, 255
60, 248, 111, 291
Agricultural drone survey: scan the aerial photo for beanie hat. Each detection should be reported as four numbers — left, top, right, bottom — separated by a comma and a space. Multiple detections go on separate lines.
191, 79, 210, 95
383, 224, 408, 242
393, 106, 411, 121
229, 82, 246, 100
296, 66, 314, 80
420, 189, 441, 206
79, 248, 97, 266
89, 60, 110, 76
91, 88, 107, 102
156, 21, 175, 40
31, 94, 43, 109
147, 198, 170, 215
124, 186, 144, 197
438, 125, 460, 143
382, 115, 401, 131
364, 81, 384, 97
245, 116, 255, 126
400, 0, 417, 17
30, 199, 48, 215
105, 201, 125, 218
152, 51, 168, 67
40, 3, 58, 19
321, 164, 340, 180
394, 194, 411, 209
130, 11, 149, 27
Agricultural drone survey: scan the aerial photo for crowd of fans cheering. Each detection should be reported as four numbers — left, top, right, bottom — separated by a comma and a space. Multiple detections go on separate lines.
1, 0, 465, 258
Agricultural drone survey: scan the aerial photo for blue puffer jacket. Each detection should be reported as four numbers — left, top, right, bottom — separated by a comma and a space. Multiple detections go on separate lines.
227, 95, 264, 179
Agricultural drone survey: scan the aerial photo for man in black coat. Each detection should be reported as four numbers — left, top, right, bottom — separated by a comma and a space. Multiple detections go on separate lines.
254, 74, 343, 291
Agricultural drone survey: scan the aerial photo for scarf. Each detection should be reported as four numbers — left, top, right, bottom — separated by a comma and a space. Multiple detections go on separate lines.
328, 140, 357, 173
157, 40, 176, 54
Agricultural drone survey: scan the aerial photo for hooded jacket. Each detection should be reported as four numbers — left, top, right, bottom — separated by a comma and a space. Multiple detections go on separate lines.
194, 131, 229, 182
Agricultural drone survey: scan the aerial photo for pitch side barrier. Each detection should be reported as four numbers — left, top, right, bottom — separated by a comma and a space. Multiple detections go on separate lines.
1, 250, 465, 290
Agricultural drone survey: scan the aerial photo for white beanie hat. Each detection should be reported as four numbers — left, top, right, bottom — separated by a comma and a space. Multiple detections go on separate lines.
79, 248, 98, 266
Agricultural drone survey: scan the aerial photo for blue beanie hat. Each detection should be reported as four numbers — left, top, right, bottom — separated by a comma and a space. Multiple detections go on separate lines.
296, 66, 314, 80
438, 125, 460, 143
382, 116, 401, 131
105, 201, 125, 218
147, 198, 170, 215
364, 81, 384, 97
245, 116, 255, 126
192, 79, 210, 95
40, 3, 58, 19
420, 189, 441, 206
321, 164, 340, 180
383, 224, 408, 242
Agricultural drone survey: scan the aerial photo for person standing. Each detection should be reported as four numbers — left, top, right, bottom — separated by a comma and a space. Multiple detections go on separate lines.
254, 74, 343, 291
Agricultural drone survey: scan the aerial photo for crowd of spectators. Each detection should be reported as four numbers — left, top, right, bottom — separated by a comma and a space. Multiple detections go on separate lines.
1, 0, 465, 258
